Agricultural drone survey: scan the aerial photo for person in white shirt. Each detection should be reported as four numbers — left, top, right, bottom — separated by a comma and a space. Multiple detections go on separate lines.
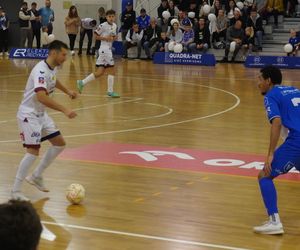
11, 40, 78, 201
76, 9, 120, 98
122, 22, 144, 59
78, 18, 96, 55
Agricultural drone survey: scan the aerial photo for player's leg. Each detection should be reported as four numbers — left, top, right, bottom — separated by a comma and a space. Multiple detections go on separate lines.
106, 66, 119, 98
26, 114, 65, 192
12, 117, 42, 201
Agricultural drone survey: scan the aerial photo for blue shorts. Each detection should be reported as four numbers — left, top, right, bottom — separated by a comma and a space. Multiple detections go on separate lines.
271, 137, 300, 177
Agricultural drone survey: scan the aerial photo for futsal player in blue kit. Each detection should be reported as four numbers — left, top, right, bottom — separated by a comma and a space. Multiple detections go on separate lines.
254, 65, 300, 234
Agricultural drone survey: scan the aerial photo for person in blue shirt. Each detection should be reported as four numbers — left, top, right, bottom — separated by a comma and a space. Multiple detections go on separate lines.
254, 65, 300, 235
287, 29, 300, 56
136, 8, 150, 31
39, 0, 54, 34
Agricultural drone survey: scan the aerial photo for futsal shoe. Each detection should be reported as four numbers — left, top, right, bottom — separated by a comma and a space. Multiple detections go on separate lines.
107, 92, 120, 98
253, 221, 284, 235
11, 191, 30, 202
26, 175, 49, 192
77, 80, 84, 94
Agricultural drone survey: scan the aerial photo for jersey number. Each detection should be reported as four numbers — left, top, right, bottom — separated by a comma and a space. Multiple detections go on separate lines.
291, 98, 300, 107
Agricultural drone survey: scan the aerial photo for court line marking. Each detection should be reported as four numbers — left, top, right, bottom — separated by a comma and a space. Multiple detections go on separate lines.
41, 221, 251, 250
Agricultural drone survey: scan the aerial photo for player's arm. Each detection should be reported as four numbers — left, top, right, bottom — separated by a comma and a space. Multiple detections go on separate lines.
36, 90, 77, 118
55, 79, 77, 99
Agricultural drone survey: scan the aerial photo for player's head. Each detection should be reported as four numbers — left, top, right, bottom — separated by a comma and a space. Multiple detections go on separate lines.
48, 40, 69, 66
106, 9, 116, 24
0, 200, 42, 250
258, 66, 282, 95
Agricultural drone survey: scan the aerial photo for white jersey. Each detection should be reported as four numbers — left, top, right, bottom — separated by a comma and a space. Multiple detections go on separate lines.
18, 60, 57, 117
94, 21, 117, 51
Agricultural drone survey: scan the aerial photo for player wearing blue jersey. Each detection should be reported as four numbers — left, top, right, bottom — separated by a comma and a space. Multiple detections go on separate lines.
254, 66, 300, 234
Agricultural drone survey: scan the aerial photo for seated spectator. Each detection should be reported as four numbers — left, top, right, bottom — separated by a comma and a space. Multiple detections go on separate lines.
287, 29, 300, 56
212, 9, 228, 47
226, 0, 237, 20
221, 20, 245, 62
0, 6, 9, 56
0, 200, 42, 250
229, 8, 245, 28
181, 18, 195, 52
247, 8, 264, 51
178, 10, 187, 30
187, 0, 200, 19
263, 0, 284, 27
190, 18, 210, 53
211, 0, 222, 16
123, 22, 143, 59
242, 26, 255, 58
143, 18, 162, 59
136, 8, 150, 31
168, 0, 180, 19
166, 19, 183, 52
157, 31, 170, 52
157, 0, 169, 25
41, 26, 53, 48
78, 18, 97, 55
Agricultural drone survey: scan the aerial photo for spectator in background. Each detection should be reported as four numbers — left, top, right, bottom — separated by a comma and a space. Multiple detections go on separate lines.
166, 19, 183, 51
143, 18, 161, 59
221, 20, 244, 62
157, 0, 169, 25
0, 200, 42, 250
181, 18, 195, 52
39, 0, 55, 34
92, 7, 106, 56
65, 5, 81, 56
287, 29, 300, 56
78, 18, 97, 55
264, 0, 284, 27
212, 9, 228, 47
41, 26, 52, 48
211, 0, 222, 16
136, 8, 150, 31
229, 8, 245, 28
190, 17, 210, 53
30, 2, 41, 49
0, 6, 9, 56
247, 8, 264, 51
187, 0, 200, 19
123, 22, 143, 59
121, 1, 136, 40
19, 2, 37, 48
242, 26, 255, 59
168, 0, 180, 19
226, 0, 237, 20
157, 31, 170, 52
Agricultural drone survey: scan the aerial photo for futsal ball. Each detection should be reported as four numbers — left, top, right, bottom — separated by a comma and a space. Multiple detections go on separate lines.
208, 13, 217, 22
48, 34, 55, 43
66, 183, 85, 205
168, 41, 176, 51
162, 10, 171, 20
173, 43, 183, 53
188, 11, 195, 19
283, 43, 293, 53
203, 4, 211, 14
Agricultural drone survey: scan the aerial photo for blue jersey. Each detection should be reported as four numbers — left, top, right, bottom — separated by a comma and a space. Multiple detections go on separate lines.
264, 85, 300, 137
38, 7, 54, 26
136, 15, 150, 30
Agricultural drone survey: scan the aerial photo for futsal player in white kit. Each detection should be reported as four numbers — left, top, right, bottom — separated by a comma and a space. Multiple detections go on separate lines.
12, 40, 78, 201
77, 9, 120, 97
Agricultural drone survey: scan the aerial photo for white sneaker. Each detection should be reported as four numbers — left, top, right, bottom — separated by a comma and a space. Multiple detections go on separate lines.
253, 221, 284, 235
26, 175, 49, 192
11, 191, 30, 202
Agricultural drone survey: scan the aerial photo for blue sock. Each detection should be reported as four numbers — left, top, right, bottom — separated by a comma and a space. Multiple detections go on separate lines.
259, 177, 278, 215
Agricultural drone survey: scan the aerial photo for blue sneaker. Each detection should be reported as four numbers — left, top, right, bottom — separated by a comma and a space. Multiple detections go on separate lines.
77, 80, 84, 94
107, 92, 120, 98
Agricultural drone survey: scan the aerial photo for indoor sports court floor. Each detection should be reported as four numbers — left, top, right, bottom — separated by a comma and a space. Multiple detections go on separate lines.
0, 55, 300, 250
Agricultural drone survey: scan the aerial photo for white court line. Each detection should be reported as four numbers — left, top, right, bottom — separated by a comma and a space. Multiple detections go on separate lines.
42, 221, 251, 250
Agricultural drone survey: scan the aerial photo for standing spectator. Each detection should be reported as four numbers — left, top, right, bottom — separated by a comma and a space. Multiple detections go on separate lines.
0, 6, 9, 56
221, 20, 245, 62
30, 2, 41, 49
190, 18, 210, 53
143, 18, 161, 59
121, 1, 136, 40
136, 8, 150, 31
123, 22, 143, 59
19, 2, 37, 48
247, 8, 264, 51
39, 0, 54, 34
65, 5, 81, 56
212, 9, 228, 47
287, 29, 300, 56
92, 7, 106, 56
78, 18, 97, 55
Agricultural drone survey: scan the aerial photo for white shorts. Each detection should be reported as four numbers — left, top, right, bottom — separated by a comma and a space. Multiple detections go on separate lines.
96, 50, 114, 68
17, 112, 60, 148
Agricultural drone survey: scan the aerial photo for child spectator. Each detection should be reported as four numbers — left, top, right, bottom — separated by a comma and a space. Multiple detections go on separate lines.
157, 31, 170, 52
287, 29, 300, 56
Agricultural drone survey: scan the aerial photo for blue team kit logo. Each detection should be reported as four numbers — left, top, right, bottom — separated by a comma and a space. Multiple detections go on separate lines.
9, 48, 49, 59
38, 77, 45, 84
245, 55, 300, 69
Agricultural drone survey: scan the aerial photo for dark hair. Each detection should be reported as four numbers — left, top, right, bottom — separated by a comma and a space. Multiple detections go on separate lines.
22, 2, 28, 6
68, 5, 78, 18
260, 66, 282, 85
90, 20, 97, 26
106, 9, 116, 16
0, 200, 42, 250
31, 2, 37, 6
48, 40, 69, 51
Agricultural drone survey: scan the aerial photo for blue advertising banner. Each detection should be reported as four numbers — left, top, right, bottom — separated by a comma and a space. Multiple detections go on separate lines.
9, 48, 48, 59
153, 52, 216, 66
245, 55, 300, 69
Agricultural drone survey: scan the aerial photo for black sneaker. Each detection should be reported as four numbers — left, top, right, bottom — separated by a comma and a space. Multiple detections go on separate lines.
220, 57, 228, 63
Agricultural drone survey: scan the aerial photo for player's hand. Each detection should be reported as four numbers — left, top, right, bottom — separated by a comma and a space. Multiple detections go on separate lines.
263, 154, 273, 176
64, 109, 77, 119
67, 90, 78, 99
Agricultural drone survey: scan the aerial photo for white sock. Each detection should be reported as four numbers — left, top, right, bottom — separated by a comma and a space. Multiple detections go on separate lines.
12, 153, 37, 192
32, 146, 65, 178
270, 213, 281, 223
107, 74, 114, 93
82, 73, 96, 85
